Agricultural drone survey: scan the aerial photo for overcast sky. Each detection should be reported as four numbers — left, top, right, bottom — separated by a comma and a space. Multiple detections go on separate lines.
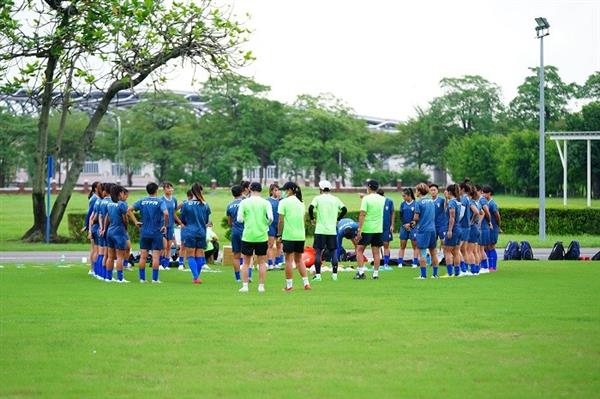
163, 0, 600, 121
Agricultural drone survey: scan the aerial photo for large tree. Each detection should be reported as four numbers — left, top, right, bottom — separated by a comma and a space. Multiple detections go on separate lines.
1, 0, 250, 241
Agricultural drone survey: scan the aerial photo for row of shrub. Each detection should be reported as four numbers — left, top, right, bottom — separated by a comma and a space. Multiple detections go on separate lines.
69, 208, 600, 243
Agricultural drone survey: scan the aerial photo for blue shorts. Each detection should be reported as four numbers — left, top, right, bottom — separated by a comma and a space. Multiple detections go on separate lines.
231, 231, 243, 254
268, 224, 278, 238
460, 226, 470, 242
416, 231, 436, 249
164, 226, 175, 241
468, 226, 480, 244
479, 229, 491, 246
490, 228, 499, 244
107, 231, 128, 250
98, 233, 106, 248
436, 227, 447, 241
91, 224, 100, 245
444, 227, 462, 247
382, 225, 393, 243
184, 234, 206, 250
399, 227, 416, 241
141, 234, 164, 251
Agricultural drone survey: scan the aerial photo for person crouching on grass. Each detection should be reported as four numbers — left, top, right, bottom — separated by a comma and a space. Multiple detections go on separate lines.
278, 182, 311, 292
412, 183, 439, 279
354, 180, 386, 280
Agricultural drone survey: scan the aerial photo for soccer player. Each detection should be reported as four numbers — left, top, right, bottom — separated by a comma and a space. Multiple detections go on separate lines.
458, 182, 472, 276
130, 182, 169, 284
483, 186, 500, 271
443, 184, 462, 277
179, 183, 211, 284
467, 186, 482, 275
429, 183, 447, 252
160, 182, 182, 271
226, 185, 244, 282
267, 183, 282, 270
412, 183, 439, 279
278, 182, 311, 291
477, 185, 493, 273
398, 188, 418, 268
204, 223, 219, 262
240, 180, 251, 198
85, 181, 101, 277
336, 218, 359, 261
309, 180, 347, 281
176, 190, 193, 270
355, 180, 385, 280
97, 183, 113, 280
237, 182, 273, 293
105, 184, 130, 283
377, 188, 395, 271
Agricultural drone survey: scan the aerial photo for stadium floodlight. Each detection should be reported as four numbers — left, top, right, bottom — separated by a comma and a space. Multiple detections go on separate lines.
536, 18, 549, 241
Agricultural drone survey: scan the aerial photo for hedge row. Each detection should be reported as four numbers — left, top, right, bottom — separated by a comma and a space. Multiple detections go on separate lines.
69, 207, 600, 243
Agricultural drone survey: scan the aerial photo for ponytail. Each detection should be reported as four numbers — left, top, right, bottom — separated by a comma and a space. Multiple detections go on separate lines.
89, 181, 100, 199
403, 187, 415, 201
191, 182, 206, 204
282, 181, 303, 202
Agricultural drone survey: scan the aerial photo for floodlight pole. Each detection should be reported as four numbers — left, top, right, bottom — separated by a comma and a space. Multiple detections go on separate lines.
537, 24, 548, 241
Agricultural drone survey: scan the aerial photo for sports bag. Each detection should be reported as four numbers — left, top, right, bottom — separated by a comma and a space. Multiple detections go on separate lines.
564, 240, 581, 260
520, 241, 534, 260
548, 241, 565, 261
504, 241, 521, 260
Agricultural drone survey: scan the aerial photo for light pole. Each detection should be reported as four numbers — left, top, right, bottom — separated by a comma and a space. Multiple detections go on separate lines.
535, 17, 550, 241
106, 111, 122, 178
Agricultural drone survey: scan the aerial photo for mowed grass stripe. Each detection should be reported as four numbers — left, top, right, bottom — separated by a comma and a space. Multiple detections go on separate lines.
1, 261, 599, 398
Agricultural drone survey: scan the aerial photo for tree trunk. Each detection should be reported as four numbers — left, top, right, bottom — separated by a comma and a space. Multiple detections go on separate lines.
127, 169, 134, 187
313, 166, 321, 187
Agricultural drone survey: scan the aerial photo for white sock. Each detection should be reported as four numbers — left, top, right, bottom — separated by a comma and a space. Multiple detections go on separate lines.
358, 266, 365, 274
332, 273, 337, 279
316, 273, 321, 278
258, 283, 264, 290
373, 270, 379, 277
243, 282, 248, 289
286, 279, 293, 289
302, 277, 309, 286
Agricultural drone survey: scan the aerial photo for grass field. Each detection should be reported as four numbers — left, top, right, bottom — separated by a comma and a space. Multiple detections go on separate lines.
0, 189, 598, 251
1, 261, 599, 398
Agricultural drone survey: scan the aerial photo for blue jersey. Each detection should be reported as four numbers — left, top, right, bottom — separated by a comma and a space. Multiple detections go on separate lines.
469, 199, 481, 225
445, 198, 461, 232
336, 218, 359, 249
267, 197, 279, 230
85, 194, 98, 229
162, 196, 178, 228
488, 199, 499, 228
226, 198, 244, 235
180, 200, 211, 236
460, 194, 471, 228
433, 196, 447, 229
133, 196, 167, 237
415, 196, 435, 233
400, 201, 416, 225
382, 197, 394, 229
107, 200, 128, 235
98, 197, 110, 227
479, 196, 490, 230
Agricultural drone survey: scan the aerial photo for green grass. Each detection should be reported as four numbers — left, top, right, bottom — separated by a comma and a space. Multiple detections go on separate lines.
0, 189, 598, 251
1, 261, 599, 398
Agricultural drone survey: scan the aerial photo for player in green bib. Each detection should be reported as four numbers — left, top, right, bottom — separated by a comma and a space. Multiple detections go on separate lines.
277, 182, 311, 291
309, 180, 347, 281
355, 180, 386, 280
236, 182, 273, 293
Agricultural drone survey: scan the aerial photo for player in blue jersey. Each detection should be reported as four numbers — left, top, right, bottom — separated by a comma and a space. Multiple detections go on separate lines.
458, 182, 472, 276
104, 185, 130, 283
412, 183, 439, 279
180, 183, 211, 284
398, 188, 418, 268
226, 185, 244, 282
476, 185, 493, 274
467, 186, 483, 276
130, 182, 169, 283
96, 183, 113, 280
483, 186, 500, 271
336, 218, 359, 262
376, 189, 395, 271
176, 190, 193, 270
160, 182, 182, 271
443, 184, 462, 277
267, 184, 283, 270
429, 184, 448, 249
85, 181, 101, 277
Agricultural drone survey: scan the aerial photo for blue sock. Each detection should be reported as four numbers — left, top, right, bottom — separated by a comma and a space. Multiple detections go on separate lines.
277, 255, 284, 264
106, 269, 113, 280
268, 259, 273, 266
454, 266, 460, 275
398, 257, 403, 265
152, 269, 159, 281
491, 250, 498, 268
234, 271, 241, 281
239, 258, 244, 266
383, 255, 390, 266
461, 261, 467, 273
96, 255, 104, 275
482, 259, 488, 269
420, 267, 427, 278
413, 257, 418, 265
470, 264, 477, 274
139, 268, 146, 281
123, 259, 128, 267
446, 265, 453, 276
188, 257, 198, 280
248, 267, 253, 279
117, 270, 123, 281
178, 256, 184, 266
195, 257, 205, 277
433, 266, 438, 277
102, 265, 107, 279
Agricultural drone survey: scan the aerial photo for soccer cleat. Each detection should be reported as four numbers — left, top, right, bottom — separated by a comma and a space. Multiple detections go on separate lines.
159, 266, 165, 270
193, 279, 202, 284
139, 280, 147, 283
118, 279, 130, 283
268, 265, 274, 271
480, 268, 489, 274
239, 286, 249, 293
353, 272, 366, 280
304, 284, 311, 290
178, 265, 185, 271
412, 264, 418, 268
415, 276, 426, 280
258, 285, 265, 292
372, 275, 379, 280
430, 275, 439, 279
163, 267, 170, 271
151, 280, 162, 284
88, 270, 95, 276
312, 275, 322, 282
282, 287, 294, 292
332, 274, 338, 281
398, 265, 403, 269
125, 266, 133, 272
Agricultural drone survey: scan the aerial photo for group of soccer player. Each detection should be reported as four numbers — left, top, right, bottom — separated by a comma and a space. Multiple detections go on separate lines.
83, 176, 501, 290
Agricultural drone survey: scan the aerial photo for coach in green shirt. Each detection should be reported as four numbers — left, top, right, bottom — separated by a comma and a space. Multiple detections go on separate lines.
355, 180, 385, 280
309, 180, 347, 281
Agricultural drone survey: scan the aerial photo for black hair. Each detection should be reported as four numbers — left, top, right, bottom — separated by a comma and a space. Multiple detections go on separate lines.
269, 183, 279, 196
367, 179, 379, 191
402, 187, 415, 201
459, 182, 471, 194
343, 228, 355, 239
429, 183, 439, 189
376, 188, 385, 196
240, 180, 250, 190
89, 181, 100, 199
110, 184, 125, 202
146, 182, 159, 195
102, 183, 114, 197
191, 182, 206, 203
475, 184, 482, 191
231, 185, 243, 198
282, 181, 303, 202
250, 182, 262, 192
446, 184, 459, 198
186, 190, 193, 199
482, 185, 494, 195
163, 181, 173, 189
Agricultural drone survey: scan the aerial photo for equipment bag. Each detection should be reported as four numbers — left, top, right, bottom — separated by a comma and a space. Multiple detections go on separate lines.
504, 241, 521, 260
564, 240, 581, 260
520, 241, 534, 260
548, 241, 565, 260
